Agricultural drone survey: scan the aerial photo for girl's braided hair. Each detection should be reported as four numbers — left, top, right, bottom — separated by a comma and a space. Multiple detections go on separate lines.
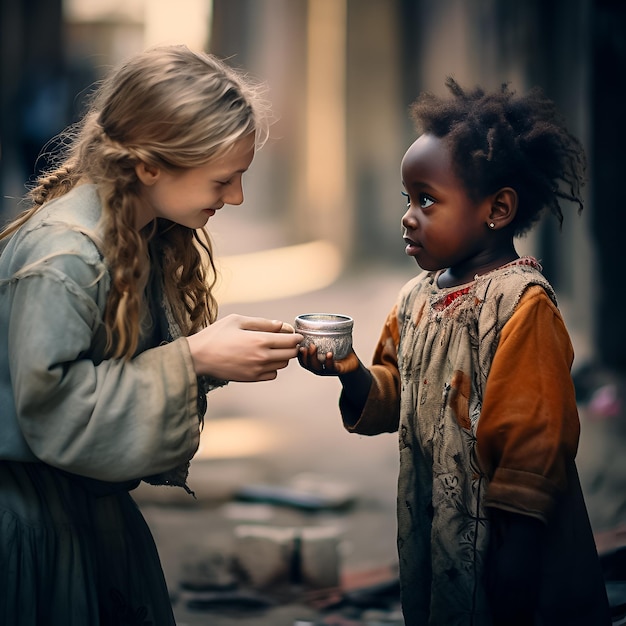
1, 45, 271, 359
409, 77, 586, 236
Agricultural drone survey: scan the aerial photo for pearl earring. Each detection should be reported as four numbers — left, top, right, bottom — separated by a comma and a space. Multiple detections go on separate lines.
489, 222, 495, 229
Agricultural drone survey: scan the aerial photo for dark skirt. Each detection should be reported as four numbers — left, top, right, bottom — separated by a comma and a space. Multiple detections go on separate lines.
0, 461, 176, 626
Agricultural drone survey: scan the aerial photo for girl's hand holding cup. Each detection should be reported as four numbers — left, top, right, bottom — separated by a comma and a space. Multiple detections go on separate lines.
186, 314, 303, 382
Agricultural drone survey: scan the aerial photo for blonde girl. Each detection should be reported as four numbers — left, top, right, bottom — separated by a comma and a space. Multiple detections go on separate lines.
0, 45, 302, 625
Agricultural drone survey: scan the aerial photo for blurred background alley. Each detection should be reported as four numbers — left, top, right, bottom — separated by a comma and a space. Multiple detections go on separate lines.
2, 1, 626, 624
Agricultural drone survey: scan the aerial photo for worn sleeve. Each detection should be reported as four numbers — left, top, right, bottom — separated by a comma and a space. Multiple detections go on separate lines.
339, 304, 401, 435
7, 259, 200, 483
476, 286, 580, 523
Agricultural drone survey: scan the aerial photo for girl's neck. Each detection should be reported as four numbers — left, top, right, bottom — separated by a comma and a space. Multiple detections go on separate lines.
437, 246, 520, 288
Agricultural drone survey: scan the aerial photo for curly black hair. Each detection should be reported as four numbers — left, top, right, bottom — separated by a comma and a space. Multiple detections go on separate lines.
409, 77, 587, 236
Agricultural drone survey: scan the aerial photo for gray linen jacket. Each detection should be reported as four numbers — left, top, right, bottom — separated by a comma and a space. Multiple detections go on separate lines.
0, 184, 201, 483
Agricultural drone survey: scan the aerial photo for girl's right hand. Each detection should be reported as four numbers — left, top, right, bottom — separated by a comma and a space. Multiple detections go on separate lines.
186, 314, 303, 382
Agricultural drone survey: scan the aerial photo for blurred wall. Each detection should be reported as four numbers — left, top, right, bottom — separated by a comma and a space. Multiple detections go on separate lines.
209, 0, 405, 262
1, 0, 65, 207
590, 0, 626, 374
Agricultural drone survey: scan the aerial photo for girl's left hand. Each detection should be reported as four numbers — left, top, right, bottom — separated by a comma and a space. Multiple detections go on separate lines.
297, 343, 360, 376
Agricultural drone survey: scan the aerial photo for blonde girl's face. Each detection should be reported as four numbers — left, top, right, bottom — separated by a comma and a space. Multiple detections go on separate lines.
135, 133, 256, 230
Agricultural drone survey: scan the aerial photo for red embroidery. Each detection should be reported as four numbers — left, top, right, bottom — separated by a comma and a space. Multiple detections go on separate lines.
434, 286, 471, 311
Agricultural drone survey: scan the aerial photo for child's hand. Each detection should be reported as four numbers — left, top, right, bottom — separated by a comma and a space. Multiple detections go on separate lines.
297, 343, 360, 376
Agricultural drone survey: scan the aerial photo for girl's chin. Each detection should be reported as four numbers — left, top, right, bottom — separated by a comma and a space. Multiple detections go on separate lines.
405, 248, 430, 269
409, 254, 442, 273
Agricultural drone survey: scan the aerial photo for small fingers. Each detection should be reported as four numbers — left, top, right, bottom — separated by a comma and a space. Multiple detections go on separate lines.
297, 345, 316, 370
298, 344, 337, 376
319, 352, 338, 375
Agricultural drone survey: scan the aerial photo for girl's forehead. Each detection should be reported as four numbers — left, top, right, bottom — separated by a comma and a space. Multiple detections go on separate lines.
403, 133, 449, 160
401, 134, 454, 179
210, 134, 256, 170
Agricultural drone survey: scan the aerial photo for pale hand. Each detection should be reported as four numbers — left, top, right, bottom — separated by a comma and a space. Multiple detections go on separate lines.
186, 314, 303, 382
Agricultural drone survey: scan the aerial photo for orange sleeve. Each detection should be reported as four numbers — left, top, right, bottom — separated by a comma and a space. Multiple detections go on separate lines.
340, 304, 401, 435
476, 286, 580, 523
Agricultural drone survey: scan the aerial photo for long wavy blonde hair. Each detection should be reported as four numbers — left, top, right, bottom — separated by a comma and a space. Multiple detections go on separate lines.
0, 45, 271, 359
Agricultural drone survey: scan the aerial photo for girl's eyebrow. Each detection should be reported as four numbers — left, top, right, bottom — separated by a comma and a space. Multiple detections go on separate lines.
404, 179, 436, 191
220, 166, 249, 177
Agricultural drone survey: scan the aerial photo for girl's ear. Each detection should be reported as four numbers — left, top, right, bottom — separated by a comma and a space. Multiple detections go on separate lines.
135, 162, 161, 186
488, 187, 518, 229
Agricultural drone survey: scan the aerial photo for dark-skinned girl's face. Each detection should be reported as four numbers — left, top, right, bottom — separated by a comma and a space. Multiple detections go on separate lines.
401, 133, 493, 277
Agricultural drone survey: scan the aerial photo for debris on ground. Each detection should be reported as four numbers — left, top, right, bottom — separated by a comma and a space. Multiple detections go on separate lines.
175, 531, 402, 625
235, 473, 357, 511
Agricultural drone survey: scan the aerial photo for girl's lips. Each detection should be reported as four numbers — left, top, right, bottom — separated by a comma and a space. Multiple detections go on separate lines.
404, 237, 420, 255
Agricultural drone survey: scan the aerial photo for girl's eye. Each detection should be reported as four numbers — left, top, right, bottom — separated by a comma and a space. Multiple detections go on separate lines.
420, 194, 435, 209
402, 191, 435, 209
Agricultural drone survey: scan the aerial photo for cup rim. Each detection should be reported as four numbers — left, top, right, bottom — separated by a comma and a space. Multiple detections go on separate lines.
294, 313, 353, 331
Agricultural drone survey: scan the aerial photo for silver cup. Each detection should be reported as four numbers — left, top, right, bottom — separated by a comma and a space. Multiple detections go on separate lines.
294, 313, 354, 361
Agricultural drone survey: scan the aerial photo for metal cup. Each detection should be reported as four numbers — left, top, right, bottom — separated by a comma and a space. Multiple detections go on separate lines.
294, 313, 353, 361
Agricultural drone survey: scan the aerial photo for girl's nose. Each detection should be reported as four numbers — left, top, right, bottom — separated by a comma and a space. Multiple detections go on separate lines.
402, 207, 417, 230
225, 181, 244, 206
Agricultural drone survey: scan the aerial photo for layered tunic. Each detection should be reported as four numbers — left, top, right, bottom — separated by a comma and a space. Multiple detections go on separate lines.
341, 262, 609, 625
0, 184, 219, 625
